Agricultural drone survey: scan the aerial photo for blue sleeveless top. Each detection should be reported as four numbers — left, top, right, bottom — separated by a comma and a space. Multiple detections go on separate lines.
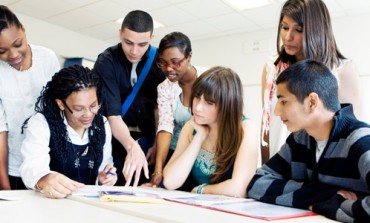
170, 98, 192, 150
190, 117, 247, 184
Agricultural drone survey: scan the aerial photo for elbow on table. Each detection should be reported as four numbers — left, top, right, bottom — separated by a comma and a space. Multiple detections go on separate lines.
162, 176, 180, 190
221, 180, 248, 198
222, 181, 248, 198
231, 188, 247, 198
239, 190, 247, 198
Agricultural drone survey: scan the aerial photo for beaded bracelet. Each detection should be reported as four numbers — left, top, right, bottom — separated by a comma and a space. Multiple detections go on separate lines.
196, 184, 207, 194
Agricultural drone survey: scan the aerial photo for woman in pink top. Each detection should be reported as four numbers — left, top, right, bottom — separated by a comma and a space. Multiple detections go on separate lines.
143, 32, 207, 188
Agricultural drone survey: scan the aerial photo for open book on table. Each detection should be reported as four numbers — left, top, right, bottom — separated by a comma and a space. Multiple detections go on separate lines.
72, 185, 165, 204
125, 187, 316, 221
98, 190, 165, 203
164, 194, 315, 221
72, 186, 314, 220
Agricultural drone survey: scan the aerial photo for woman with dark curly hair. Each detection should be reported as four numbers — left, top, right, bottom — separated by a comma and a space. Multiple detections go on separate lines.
20, 65, 117, 199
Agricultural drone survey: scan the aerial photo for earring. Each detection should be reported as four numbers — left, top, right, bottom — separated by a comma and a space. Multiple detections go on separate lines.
60, 110, 65, 118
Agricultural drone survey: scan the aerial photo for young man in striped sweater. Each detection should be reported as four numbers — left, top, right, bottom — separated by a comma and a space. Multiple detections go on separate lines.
248, 59, 370, 222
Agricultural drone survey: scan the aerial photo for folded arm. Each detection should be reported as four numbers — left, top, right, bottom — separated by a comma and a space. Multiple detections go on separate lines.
247, 150, 339, 208
312, 138, 370, 222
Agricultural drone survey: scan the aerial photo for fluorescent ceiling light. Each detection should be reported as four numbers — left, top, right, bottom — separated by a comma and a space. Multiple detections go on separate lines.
223, 0, 272, 11
115, 18, 164, 29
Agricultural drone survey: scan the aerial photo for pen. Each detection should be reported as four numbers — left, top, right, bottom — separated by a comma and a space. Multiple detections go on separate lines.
106, 171, 116, 176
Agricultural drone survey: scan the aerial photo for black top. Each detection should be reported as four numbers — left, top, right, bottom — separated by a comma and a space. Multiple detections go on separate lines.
93, 43, 165, 134
49, 143, 100, 185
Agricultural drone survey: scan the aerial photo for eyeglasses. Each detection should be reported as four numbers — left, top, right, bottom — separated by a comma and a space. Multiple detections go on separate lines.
63, 100, 101, 116
156, 57, 186, 70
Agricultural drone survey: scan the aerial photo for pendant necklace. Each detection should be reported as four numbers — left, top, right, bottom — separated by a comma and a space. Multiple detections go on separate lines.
71, 142, 95, 183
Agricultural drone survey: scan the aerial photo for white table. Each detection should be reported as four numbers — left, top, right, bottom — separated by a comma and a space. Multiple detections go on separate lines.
69, 192, 339, 223
0, 190, 156, 223
1, 189, 340, 223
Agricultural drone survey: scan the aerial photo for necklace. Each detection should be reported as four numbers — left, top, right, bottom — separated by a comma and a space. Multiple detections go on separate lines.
71, 142, 96, 184
73, 145, 91, 168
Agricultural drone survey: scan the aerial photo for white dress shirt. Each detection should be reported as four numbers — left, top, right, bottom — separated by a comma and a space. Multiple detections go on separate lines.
20, 113, 113, 189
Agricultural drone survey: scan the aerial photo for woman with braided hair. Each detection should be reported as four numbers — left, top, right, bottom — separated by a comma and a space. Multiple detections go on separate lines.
20, 65, 117, 198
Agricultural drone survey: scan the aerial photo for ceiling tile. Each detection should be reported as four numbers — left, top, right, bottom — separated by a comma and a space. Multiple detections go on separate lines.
3, 0, 369, 46
204, 13, 257, 31
79, 22, 120, 40
240, 4, 281, 27
82, 0, 128, 21
176, 0, 235, 19
111, 0, 171, 11
6, 0, 99, 19
150, 5, 197, 26
46, 8, 108, 30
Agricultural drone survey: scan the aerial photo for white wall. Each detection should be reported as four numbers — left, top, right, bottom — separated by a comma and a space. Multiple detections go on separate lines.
17, 13, 112, 65
191, 30, 274, 126
17, 12, 370, 125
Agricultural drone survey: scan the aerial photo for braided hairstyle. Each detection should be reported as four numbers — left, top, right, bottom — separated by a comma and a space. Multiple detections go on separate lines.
34, 65, 105, 163
0, 5, 23, 32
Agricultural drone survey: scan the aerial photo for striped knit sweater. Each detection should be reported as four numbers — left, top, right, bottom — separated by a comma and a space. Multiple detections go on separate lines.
247, 104, 370, 223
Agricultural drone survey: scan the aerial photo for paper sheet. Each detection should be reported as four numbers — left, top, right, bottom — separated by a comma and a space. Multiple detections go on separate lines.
72, 185, 132, 196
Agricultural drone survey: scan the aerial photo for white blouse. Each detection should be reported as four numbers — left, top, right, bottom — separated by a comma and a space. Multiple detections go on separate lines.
0, 44, 60, 177
20, 113, 113, 189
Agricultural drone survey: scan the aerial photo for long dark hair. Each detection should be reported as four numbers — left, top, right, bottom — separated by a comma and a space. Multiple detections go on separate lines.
190, 66, 244, 183
34, 65, 105, 163
275, 0, 345, 68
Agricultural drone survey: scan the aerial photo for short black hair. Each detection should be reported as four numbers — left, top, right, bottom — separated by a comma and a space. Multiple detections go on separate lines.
276, 59, 340, 112
121, 10, 153, 33
158, 32, 192, 57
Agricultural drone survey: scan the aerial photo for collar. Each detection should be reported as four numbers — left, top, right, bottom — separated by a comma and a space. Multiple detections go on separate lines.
62, 116, 89, 145
329, 103, 366, 141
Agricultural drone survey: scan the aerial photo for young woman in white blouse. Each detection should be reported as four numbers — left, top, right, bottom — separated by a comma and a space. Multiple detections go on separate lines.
0, 5, 60, 190
20, 65, 117, 198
